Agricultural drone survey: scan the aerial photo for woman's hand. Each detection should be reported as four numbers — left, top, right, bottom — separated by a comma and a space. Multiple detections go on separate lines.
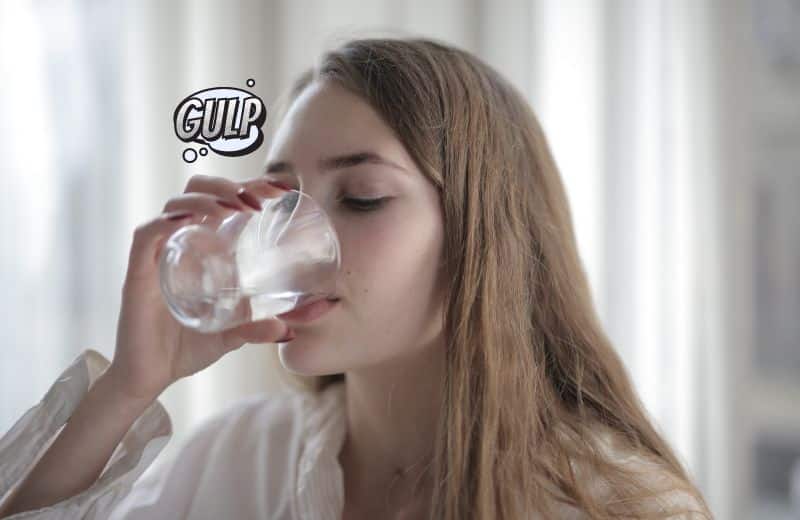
108, 175, 292, 402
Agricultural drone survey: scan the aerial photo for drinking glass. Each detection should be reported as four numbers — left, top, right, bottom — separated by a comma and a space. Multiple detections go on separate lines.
158, 188, 340, 333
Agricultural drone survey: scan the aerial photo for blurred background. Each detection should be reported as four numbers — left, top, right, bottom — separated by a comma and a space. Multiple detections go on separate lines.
0, 0, 798, 518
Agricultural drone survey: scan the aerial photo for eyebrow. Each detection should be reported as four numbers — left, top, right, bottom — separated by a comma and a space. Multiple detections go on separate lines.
263, 151, 407, 176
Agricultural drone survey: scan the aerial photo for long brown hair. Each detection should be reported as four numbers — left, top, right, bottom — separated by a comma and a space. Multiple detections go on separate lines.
267, 37, 712, 519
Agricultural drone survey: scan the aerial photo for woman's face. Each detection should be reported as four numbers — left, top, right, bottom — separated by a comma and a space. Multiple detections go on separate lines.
264, 80, 445, 376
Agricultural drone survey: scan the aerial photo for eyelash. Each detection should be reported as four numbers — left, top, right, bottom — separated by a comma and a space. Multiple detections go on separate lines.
275, 190, 388, 213
341, 196, 388, 212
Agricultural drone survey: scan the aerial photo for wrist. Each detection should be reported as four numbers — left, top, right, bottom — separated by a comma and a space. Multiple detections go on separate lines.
92, 366, 160, 416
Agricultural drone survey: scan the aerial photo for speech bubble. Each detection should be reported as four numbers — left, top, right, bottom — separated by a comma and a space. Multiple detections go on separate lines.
174, 81, 267, 161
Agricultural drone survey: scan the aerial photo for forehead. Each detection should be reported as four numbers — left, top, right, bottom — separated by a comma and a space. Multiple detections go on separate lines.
266, 81, 405, 165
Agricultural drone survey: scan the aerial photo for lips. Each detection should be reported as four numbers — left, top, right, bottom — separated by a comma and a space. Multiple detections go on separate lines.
275, 295, 340, 323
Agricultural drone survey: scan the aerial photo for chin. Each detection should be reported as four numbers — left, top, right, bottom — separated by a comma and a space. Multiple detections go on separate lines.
277, 337, 340, 376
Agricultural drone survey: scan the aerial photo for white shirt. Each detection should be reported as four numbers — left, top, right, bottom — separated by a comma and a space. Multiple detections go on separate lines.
0, 349, 707, 519
0, 349, 347, 519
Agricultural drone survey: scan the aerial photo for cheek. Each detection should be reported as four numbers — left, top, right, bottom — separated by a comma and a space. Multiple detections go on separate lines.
339, 208, 444, 346
277, 204, 445, 376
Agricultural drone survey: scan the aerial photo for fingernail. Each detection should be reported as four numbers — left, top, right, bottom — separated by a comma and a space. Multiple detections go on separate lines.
236, 188, 262, 211
277, 327, 295, 342
167, 212, 194, 221
266, 180, 293, 191
216, 199, 244, 211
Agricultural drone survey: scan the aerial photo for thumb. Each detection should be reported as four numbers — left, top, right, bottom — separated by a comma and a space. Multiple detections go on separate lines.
222, 318, 293, 347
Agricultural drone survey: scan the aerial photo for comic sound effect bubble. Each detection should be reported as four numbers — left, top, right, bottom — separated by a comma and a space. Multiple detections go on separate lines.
174, 86, 266, 160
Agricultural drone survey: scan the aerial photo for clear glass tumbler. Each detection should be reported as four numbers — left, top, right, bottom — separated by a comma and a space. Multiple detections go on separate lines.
158, 188, 341, 333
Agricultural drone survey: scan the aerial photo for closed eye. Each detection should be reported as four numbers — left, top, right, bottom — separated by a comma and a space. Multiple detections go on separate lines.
341, 197, 388, 212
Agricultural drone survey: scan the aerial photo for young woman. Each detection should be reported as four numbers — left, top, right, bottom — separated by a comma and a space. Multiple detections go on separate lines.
0, 38, 712, 519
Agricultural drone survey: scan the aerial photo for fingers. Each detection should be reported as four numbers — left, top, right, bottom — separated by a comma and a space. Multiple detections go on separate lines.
162, 192, 250, 226
183, 174, 251, 206
182, 174, 288, 212
240, 176, 293, 200
219, 318, 294, 351
125, 174, 293, 288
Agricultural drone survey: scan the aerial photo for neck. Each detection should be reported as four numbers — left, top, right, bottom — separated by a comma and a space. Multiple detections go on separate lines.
338, 335, 445, 514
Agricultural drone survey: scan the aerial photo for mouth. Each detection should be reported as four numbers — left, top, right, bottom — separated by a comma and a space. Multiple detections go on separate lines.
275, 294, 341, 324
297, 293, 340, 305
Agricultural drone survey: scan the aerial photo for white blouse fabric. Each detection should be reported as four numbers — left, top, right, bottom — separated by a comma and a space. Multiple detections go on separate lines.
0, 349, 707, 519
0, 349, 347, 520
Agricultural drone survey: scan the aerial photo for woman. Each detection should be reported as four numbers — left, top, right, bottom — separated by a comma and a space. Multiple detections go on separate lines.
0, 38, 712, 519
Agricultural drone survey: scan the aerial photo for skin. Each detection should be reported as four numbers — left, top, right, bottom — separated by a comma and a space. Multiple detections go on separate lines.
265, 80, 447, 518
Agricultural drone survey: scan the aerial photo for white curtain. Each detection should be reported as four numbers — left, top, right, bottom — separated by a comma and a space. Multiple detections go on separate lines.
0, 1, 740, 517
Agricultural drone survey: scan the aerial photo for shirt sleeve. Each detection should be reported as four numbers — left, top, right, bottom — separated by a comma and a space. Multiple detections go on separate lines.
0, 349, 172, 519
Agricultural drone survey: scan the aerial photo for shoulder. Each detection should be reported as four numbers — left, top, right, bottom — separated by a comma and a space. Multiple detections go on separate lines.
178, 382, 345, 454
139, 387, 319, 490
105, 388, 334, 519
184, 387, 314, 448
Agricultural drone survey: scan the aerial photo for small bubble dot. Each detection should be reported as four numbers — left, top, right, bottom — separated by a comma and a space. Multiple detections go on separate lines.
246, 78, 255, 87
182, 148, 198, 163
199, 147, 208, 156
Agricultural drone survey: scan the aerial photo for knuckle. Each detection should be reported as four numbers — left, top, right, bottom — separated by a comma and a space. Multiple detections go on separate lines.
184, 174, 213, 193
133, 222, 149, 237
162, 196, 182, 209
